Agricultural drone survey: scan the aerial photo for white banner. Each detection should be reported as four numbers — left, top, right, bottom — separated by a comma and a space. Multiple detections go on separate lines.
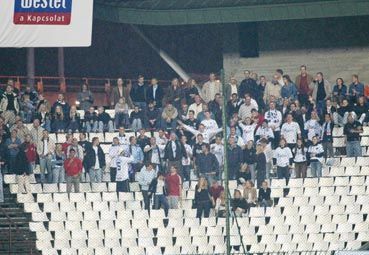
0, 0, 94, 47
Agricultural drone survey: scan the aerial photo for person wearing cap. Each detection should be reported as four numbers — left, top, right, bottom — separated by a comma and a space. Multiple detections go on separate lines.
64, 148, 83, 193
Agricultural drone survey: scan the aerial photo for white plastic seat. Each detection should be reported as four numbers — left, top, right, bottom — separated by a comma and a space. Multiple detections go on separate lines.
54, 239, 70, 249
69, 193, 85, 203
340, 157, 355, 167
133, 210, 149, 219
340, 195, 355, 205
250, 217, 265, 226
146, 246, 162, 255
67, 211, 83, 221
288, 178, 303, 188
249, 244, 265, 253
287, 187, 303, 197
305, 224, 320, 234
357, 195, 369, 205
329, 241, 345, 251
271, 179, 286, 188
319, 177, 334, 186
4, 174, 17, 184
100, 210, 116, 221
324, 195, 340, 205
53, 193, 69, 203
102, 192, 118, 202
334, 176, 350, 186
309, 196, 324, 206
249, 207, 265, 217
36, 231, 52, 241
30, 183, 43, 193
98, 220, 114, 230
345, 203, 361, 214
190, 226, 206, 236
303, 178, 319, 187
336, 223, 353, 233
71, 230, 87, 240
51, 211, 67, 221
316, 215, 331, 224
289, 224, 305, 234
138, 237, 154, 247
93, 201, 109, 211
298, 205, 314, 216
59, 201, 76, 212
265, 207, 281, 217
282, 206, 298, 216
332, 214, 347, 224
148, 218, 164, 228
76, 201, 93, 212
300, 215, 316, 225
257, 225, 274, 235
292, 233, 308, 243
137, 227, 154, 238
270, 188, 283, 198
17, 193, 34, 203
80, 220, 97, 231
319, 186, 334, 196
277, 197, 293, 207
340, 232, 355, 241
320, 223, 336, 233
42, 183, 59, 193
200, 217, 216, 227
293, 196, 309, 206
192, 236, 208, 246
335, 186, 350, 196
32, 212, 49, 222
345, 166, 361, 176
29, 222, 46, 232
150, 209, 165, 219
173, 226, 189, 237
105, 238, 121, 248
180, 245, 197, 254
329, 166, 345, 176
303, 187, 319, 196
84, 210, 100, 221
43, 202, 60, 212
125, 200, 142, 210
79, 183, 91, 192
163, 246, 180, 255
65, 221, 81, 231
91, 183, 107, 192
313, 241, 329, 251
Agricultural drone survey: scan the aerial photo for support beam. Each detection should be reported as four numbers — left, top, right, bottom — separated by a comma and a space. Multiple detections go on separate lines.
58, 47, 65, 82
27, 48, 35, 88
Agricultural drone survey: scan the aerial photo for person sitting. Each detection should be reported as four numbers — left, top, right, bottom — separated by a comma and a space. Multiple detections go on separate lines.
66, 105, 81, 133
231, 189, 247, 217
215, 191, 226, 217
258, 180, 272, 207
236, 163, 251, 186
130, 105, 144, 132
114, 98, 130, 129
243, 180, 257, 209
146, 101, 160, 130
161, 102, 178, 130
84, 106, 98, 132
51, 105, 66, 133
96, 106, 114, 132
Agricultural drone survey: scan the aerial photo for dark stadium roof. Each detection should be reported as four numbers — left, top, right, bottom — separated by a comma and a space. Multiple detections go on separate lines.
94, 0, 369, 25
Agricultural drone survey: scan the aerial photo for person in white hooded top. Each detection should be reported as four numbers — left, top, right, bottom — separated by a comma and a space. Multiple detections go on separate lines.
273, 138, 293, 182
264, 101, 282, 148
116, 150, 134, 192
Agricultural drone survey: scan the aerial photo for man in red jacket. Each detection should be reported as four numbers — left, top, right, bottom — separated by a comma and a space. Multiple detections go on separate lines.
64, 148, 83, 193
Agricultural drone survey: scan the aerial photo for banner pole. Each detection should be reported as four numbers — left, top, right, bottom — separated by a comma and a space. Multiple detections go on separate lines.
221, 69, 231, 255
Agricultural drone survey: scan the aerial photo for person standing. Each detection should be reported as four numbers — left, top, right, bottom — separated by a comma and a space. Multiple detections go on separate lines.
194, 177, 213, 218
310, 72, 331, 114
273, 138, 293, 182
130, 75, 147, 111
195, 144, 219, 185
16, 136, 34, 193
227, 136, 243, 180
116, 151, 134, 192
51, 144, 66, 184
85, 137, 106, 183
109, 137, 122, 182
255, 143, 267, 188
37, 130, 55, 183
295, 65, 313, 106
128, 136, 144, 181
137, 163, 157, 211
344, 114, 363, 157
164, 133, 183, 173
149, 172, 169, 217
5, 130, 21, 175
321, 114, 334, 159
308, 136, 324, 177
144, 137, 162, 172
77, 83, 94, 112
264, 102, 282, 149
238, 70, 258, 100
293, 138, 308, 178
166, 166, 182, 209
146, 78, 164, 109
281, 114, 301, 150
64, 148, 83, 193
202, 73, 222, 104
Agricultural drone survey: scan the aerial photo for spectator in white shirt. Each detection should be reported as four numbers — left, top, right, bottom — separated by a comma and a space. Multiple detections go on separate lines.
200, 111, 218, 132
273, 138, 293, 182
308, 136, 324, 177
264, 101, 282, 148
108, 137, 123, 182
187, 95, 204, 119
304, 111, 322, 143
180, 135, 192, 182
178, 121, 222, 144
281, 114, 301, 150
292, 138, 308, 178
239, 117, 257, 144
210, 136, 224, 171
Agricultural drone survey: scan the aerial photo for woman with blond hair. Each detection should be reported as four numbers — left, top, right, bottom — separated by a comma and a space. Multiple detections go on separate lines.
194, 177, 214, 218
51, 105, 66, 133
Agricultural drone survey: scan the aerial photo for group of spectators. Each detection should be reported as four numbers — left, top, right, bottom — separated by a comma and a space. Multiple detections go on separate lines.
0, 65, 366, 217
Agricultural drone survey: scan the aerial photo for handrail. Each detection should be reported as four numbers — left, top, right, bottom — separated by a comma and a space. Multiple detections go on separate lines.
0, 195, 37, 254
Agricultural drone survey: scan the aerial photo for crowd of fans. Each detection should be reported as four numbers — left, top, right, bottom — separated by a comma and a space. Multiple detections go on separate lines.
0, 65, 366, 217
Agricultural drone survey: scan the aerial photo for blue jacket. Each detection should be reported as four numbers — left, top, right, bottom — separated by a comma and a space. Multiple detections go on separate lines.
348, 82, 364, 98
281, 83, 297, 100
332, 84, 347, 97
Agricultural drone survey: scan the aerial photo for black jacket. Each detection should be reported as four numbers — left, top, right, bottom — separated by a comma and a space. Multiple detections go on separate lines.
164, 140, 185, 161
195, 152, 219, 174
148, 177, 167, 196
84, 145, 106, 171
258, 187, 271, 202
146, 85, 164, 108
227, 145, 243, 167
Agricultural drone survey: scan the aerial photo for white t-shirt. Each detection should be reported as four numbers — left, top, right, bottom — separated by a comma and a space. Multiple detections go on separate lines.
273, 147, 293, 167
239, 123, 257, 143
201, 119, 218, 131
210, 143, 224, 166
281, 122, 301, 144
264, 110, 282, 131
182, 144, 192, 166
93, 146, 100, 169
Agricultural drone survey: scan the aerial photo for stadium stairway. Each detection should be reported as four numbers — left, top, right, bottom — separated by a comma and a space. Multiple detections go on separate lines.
0, 184, 40, 255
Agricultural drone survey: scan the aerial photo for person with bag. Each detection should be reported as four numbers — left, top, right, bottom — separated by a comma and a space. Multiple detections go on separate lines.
64, 148, 83, 193
194, 177, 214, 218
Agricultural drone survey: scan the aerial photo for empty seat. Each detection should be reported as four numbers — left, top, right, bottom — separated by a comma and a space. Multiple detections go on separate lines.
303, 178, 319, 187
319, 177, 334, 186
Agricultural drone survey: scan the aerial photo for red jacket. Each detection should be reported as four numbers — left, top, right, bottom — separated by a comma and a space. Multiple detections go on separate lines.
24, 142, 37, 163
64, 157, 83, 177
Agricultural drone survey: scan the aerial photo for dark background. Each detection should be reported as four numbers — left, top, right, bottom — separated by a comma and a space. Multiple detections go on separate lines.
1, 15, 369, 80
